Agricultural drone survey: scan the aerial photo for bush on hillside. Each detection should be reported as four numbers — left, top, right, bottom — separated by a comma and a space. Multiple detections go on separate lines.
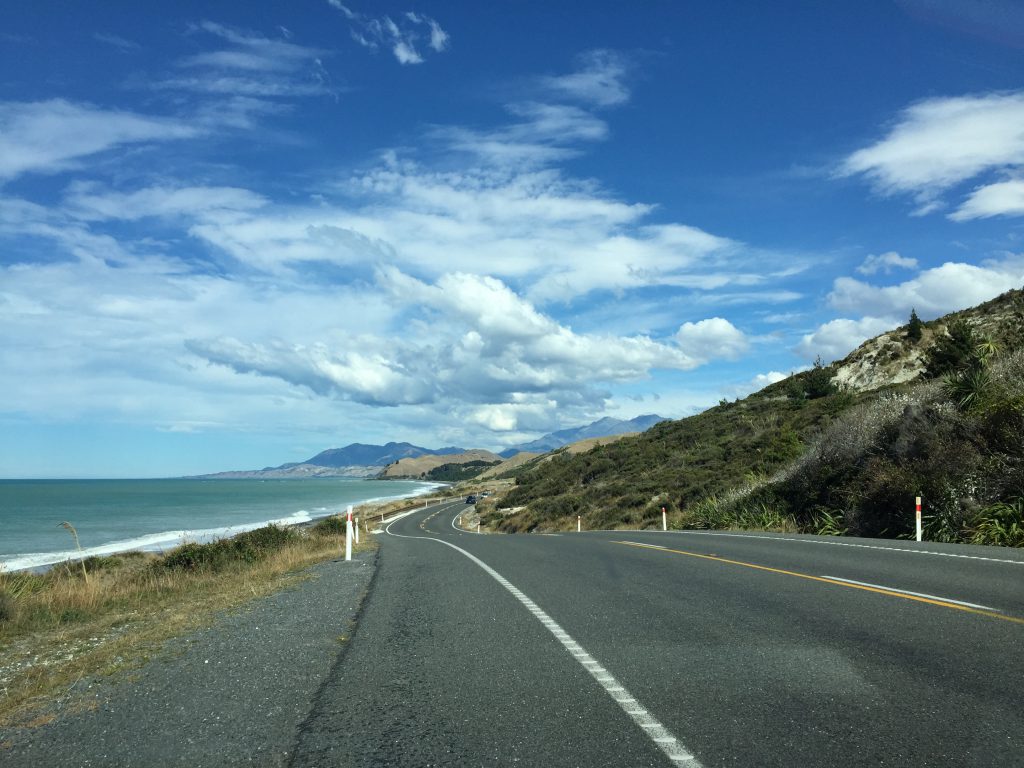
906, 308, 924, 342
925, 319, 977, 378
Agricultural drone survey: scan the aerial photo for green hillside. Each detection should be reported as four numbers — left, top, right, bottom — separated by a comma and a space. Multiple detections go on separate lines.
487, 289, 1024, 546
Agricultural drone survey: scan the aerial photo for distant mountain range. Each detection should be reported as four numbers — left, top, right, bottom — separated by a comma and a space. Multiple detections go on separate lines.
295, 442, 464, 468
500, 414, 667, 456
195, 416, 667, 479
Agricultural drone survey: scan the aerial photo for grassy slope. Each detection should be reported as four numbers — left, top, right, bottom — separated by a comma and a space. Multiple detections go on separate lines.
494, 376, 861, 532
490, 289, 1024, 544
0, 521, 372, 726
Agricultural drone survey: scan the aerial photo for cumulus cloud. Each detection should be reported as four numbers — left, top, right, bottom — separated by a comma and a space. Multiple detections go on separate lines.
675, 318, 750, 363
797, 317, 896, 361
829, 259, 1024, 318
186, 269, 704, 430
723, 370, 789, 399
856, 251, 918, 275
0, 99, 198, 181
327, 2, 449, 65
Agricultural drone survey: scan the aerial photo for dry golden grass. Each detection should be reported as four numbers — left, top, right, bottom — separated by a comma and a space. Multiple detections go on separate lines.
0, 530, 373, 726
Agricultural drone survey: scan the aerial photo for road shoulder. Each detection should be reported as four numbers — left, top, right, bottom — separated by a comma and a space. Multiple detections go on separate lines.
0, 550, 378, 767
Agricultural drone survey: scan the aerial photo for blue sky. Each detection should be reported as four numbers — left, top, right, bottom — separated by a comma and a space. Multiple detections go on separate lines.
3, 1, 1024, 477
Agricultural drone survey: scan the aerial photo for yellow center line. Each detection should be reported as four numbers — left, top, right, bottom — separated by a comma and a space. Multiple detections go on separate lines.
613, 540, 1024, 626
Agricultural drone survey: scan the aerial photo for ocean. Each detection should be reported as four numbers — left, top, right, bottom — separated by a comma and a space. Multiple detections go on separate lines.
0, 477, 437, 572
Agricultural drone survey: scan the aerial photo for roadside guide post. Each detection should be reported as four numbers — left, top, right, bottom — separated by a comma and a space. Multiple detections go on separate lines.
662, 506, 667, 531
345, 505, 353, 561
915, 496, 923, 542
577, 515, 581, 532
354, 516, 360, 544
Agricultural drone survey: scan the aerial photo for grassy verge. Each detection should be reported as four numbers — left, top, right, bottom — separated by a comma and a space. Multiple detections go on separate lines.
0, 521, 373, 727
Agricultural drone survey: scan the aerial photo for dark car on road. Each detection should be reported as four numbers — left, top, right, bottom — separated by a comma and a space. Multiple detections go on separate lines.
465, 494, 476, 504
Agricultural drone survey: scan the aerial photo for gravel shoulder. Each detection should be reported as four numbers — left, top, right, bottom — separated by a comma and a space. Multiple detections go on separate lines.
0, 550, 377, 767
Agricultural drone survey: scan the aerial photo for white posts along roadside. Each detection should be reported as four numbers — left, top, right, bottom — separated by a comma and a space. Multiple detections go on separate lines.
662, 506, 667, 531
916, 496, 923, 542
577, 515, 581, 532
354, 516, 360, 544
345, 505, 353, 561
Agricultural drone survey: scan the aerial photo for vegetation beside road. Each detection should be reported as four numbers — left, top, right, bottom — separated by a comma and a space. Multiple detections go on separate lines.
0, 522, 372, 726
486, 290, 1024, 546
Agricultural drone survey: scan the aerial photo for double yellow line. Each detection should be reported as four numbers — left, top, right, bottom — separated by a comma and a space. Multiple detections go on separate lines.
614, 540, 1024, 626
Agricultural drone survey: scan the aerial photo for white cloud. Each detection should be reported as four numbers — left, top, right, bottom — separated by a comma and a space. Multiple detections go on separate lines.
856, 251, 919, 275
328, 3, 450, 65
0, 100, 198, 181
675, 317, 749, 363
541, 50, 630, 107
158, 22, 331, 98
722, 370, 790, 399
134, 160, 775, 303
93, 33, 141, 52
64, 183, 268, 221
185, 269, 702, 425
840, 92, 1024, 215
950, 178, 1024, 221
829, 259, 1024, 318
797, 317, 896, 361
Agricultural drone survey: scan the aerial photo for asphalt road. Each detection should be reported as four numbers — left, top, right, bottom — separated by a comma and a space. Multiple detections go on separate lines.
291, 500, 1024, 767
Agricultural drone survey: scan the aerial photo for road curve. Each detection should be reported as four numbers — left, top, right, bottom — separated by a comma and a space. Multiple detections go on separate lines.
291, 501, 1024, 767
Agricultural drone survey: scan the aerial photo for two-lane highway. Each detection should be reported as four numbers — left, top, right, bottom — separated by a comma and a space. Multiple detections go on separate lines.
291, 501, 1024, 766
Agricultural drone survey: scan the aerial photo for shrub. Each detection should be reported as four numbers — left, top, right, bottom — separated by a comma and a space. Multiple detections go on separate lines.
312, 515, 347, 536
161, 525, 298, 572
925, 319, 977, 378
0, 589, 17, 623
804, 356, 838, 399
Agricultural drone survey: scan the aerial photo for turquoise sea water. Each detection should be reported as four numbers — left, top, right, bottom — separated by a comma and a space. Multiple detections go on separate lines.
0, 477, 436, 571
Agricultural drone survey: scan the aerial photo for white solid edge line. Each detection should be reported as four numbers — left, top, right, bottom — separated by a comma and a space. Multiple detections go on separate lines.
384, 520, 701, 766
668, 530, 1024, 566
821, 575, 1002, 612
450, 505, 483, 534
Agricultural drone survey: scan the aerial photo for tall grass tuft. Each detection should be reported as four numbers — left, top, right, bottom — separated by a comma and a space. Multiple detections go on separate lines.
971, 499, 1024, 547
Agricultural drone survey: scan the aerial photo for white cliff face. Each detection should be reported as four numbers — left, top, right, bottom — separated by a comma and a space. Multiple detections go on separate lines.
831, 331, 929, 393
829, 288, 1024, 394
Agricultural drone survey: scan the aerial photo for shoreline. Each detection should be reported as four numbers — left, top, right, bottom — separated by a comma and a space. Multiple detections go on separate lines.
1, 480, 447, 574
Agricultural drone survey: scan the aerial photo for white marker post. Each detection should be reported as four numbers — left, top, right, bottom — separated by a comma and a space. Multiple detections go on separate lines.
915, 496, 923, 542
477, 522, 480, 534
662, 506, 667, 532
345, 505, 353, 561
577, 515, 581, 532
354, 516, 360, 544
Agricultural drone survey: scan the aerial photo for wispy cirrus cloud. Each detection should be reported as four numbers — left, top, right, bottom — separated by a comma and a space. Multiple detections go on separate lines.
155, 21, 332, 98
839, 92, 1024, 218
0, 99, 198, 182
93, 33, 141, 52
949, 178, 1024, 221
540, 49, 631, 107
326, 1, 449, 65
